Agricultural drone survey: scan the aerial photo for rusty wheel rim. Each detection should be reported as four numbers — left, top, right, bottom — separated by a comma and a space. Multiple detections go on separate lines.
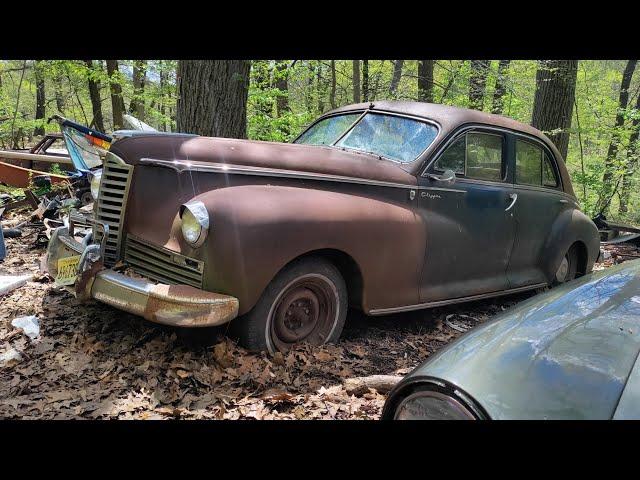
269, 274, 338, 352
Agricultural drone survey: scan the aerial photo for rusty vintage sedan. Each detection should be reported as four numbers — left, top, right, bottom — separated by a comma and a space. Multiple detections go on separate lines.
44, 101, 600, 352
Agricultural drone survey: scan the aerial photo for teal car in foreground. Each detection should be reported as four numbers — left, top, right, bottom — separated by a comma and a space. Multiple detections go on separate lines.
383, 259, 640, 420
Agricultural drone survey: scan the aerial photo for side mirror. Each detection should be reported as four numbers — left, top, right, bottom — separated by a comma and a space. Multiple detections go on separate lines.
426, 169, 456, 184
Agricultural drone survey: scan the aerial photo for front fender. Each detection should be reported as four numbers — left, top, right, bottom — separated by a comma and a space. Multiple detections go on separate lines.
186, 185, 426, 315
542, 207, 600, 281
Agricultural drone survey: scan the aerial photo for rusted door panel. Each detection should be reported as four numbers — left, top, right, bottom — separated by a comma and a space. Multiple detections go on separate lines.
506, 187, 568, 287
417, 178, 516, 302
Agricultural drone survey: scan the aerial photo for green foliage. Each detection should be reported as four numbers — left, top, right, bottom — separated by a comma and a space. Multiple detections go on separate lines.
2, 59, 640, 222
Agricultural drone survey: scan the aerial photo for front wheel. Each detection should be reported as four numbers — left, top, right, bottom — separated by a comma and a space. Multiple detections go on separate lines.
230, 257, 347, 353
552, 245, 579, 286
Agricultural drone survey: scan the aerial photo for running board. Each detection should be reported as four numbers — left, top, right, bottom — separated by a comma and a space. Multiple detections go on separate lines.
368, 283, 548, 315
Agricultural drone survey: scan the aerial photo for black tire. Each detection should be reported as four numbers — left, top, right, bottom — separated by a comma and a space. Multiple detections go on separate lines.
552, 245, 579, 286
230, 257, 348, 353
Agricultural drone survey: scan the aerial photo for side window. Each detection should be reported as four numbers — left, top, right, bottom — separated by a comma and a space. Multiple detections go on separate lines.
434, 132, 504, 182
543, 152, 559, 188
515, 139, 542, 186
434, 136, 465, 174
466, 133, 503, 182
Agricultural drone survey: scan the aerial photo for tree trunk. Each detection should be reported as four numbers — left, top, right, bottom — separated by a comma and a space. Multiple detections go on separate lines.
176, 60, 250, 138
389, 60, 404, 96
84, 60, 105, 132
597, 60, 637, 213
316, 62, 325, 113
491, 60, 511, 114
531, 60, 579, 161
468, 60, 490, 111
34, 61, 46, 136
159, 61, 167, 132
352, 60, 361, 103
362, 59, 369, 102
330, 60, 337, 109
418, 60, 434, 103
106, 60, 125, 130
274, 60, 290, 116
129, 60, 147, 119
619, 80, 640, 215
53, 72, 65, 113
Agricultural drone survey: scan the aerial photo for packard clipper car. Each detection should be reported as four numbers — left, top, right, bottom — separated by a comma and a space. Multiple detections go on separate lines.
44, 101, 600, 353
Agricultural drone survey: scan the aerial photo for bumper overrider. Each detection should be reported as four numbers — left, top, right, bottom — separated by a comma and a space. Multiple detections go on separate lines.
44, 219, 239, 327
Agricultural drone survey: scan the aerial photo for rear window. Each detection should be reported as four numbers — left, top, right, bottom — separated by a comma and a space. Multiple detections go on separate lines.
516, 139, 559, 188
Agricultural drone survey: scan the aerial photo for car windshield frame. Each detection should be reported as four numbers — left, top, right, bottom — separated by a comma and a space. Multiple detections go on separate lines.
293, 110, 440, 164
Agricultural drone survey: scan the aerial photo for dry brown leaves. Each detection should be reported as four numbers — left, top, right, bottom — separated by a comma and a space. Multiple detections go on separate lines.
1, 209, 636, 420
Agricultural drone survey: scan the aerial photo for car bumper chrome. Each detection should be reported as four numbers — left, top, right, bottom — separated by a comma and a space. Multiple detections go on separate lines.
44, 225, 239, 327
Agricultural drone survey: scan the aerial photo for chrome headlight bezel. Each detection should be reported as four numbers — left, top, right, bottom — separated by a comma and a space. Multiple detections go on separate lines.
90, 169, 103, 201
179, 201, 210, 248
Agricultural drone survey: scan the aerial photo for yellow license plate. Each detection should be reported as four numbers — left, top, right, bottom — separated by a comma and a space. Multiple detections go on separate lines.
55, 255, 81, 286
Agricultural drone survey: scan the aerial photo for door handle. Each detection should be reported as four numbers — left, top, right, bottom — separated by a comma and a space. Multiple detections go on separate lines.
505, 193, 518, 212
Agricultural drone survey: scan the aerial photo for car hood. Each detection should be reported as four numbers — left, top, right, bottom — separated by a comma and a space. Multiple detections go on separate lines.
108, 134, 417, 186
410, 259, 640, 419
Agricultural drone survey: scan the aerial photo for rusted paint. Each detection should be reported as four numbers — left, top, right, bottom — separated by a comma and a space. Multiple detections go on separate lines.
0, 161, 70, 188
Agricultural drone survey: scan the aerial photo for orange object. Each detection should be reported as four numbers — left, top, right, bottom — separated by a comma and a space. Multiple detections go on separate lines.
0, 161, 70, 188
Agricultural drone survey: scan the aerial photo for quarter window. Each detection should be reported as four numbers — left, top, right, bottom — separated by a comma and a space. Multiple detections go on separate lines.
434, 132, 504, 182
543, 153, 559, 187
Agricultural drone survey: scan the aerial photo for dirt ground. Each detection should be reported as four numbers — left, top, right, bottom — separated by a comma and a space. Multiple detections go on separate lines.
1, 211, 638, 420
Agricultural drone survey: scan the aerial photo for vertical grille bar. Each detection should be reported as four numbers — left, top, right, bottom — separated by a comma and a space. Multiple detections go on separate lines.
94, 152, 133, 266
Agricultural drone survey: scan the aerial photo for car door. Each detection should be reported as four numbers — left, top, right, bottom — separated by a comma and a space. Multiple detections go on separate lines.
417, 127, 516, 303
506, 135, 569, 288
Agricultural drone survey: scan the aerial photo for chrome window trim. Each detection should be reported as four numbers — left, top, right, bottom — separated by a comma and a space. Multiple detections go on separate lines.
514, 136, 562, 191
421, 123, 565, 190
425, 125, 508, 184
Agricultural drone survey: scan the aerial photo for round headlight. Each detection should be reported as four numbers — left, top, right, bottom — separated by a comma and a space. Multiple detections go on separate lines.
394, 390, 476, 420
180, 201, 209, 247
90, 169, 103, 201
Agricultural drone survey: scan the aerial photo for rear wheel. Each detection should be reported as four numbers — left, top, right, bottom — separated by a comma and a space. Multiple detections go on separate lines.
552, 245, 579, 286
231, 257, 347, 353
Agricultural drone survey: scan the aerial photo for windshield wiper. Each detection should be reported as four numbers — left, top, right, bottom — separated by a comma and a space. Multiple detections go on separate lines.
339, 145, 397, 163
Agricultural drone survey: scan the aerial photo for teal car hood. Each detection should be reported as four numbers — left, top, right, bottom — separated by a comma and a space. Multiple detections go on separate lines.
412, 260, 640, 419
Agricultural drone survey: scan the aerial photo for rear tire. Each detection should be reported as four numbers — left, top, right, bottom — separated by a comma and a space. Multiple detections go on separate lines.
230, 257, 347, 353
552, 245, 579, 286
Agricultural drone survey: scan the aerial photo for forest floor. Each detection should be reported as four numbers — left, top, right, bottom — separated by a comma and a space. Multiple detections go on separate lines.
0, 210, 638, 420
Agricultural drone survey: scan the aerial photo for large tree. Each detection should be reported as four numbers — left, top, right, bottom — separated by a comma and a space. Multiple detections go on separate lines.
619, 91, 640, 214
34, 61, 46, 136
389, 60, 404, 96
491, 60, 511, 114
105, 60, 125, 130
418, 60, 434, 103
129, 60, 147, 120
274, 60, 290, 116
352, 60, 361, 103
531, 60, 579, 161
84, 60, 105, 132
468, 60, 490, 111
596, 60, 637, 213
176, 60, 250, 138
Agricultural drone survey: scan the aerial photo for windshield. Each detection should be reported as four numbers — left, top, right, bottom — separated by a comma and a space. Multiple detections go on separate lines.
294, 112, 438, 163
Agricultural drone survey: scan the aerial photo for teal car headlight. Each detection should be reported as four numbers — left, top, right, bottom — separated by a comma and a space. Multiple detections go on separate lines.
393, 390, 477, 420
90, 169, 103, 201
180, 201, 210, 248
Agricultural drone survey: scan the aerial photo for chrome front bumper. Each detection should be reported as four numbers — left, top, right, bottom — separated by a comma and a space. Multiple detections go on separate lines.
44, 224, 239, 327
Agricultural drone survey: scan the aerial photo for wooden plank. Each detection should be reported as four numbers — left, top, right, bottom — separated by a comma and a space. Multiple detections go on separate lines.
0, 150, 73, 165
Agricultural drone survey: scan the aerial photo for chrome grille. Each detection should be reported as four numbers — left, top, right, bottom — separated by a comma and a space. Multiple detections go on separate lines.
124, 234, 204, 288
94, 152, 133, 266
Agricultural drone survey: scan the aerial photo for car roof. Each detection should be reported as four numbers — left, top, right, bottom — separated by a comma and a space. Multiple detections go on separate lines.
325, 100, 545, 138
